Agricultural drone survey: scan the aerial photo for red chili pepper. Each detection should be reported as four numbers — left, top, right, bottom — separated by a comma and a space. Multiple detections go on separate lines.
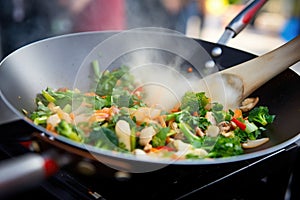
231, 117, 246, 131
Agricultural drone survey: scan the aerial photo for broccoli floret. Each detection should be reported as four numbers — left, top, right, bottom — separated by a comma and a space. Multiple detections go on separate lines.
180, 91, 209, 115
211, 103, 233, 123
180, 92, 199, 113
196, 92, 210, 110
55, 120, 81, 142
248, 106, 275, 126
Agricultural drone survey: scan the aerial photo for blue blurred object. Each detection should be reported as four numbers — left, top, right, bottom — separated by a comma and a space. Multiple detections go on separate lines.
281, 17, 300, 41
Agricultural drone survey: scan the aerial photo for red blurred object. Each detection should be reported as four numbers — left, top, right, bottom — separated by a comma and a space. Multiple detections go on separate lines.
73, 0, 125, 32
43, 158, 59, 177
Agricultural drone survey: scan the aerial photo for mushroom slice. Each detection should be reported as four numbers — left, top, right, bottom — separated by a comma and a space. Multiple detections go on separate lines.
221, 131, 234, 138
240, 97, 259, 112
139, 126, 156, 147
242, 138, 269, 149
218, 121, 231, 132
115, 120, 131, 151
195, 127, 205, 137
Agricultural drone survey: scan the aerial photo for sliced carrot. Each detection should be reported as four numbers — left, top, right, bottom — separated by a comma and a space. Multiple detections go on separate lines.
46, 123, 53, 131
233, 108, 243, 119
95, 107, 110, 114
171, 103, 181, 113
69, 112, 75, 120
94, 112, 109, 118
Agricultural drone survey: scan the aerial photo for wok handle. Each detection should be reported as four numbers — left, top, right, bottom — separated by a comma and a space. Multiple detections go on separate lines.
0, 151, 70, 198
222, 34, 300, 98
226, 0, 268, 37
217, 0, 267, 45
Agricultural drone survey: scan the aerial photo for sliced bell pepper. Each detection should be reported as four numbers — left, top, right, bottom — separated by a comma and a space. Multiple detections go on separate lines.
231, 117, 246, 131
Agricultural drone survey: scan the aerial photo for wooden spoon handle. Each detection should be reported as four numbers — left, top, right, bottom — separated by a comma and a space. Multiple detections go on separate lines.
221, 35, 300, 98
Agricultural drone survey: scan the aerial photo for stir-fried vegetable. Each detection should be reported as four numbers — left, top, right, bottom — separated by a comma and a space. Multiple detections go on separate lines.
180, 91, 209, 116
248, 106, 276, 126
55, 120, 82, 142
27, 65, 276, 160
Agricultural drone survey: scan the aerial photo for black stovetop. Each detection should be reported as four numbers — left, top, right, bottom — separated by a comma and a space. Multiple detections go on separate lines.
1, 139, 300, 200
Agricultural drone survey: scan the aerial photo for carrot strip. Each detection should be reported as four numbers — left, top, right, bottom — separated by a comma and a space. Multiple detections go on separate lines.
171, 103, 181, 113
46, 123, 53, 131
233, 108, 243, 119
69, 113, 75, 120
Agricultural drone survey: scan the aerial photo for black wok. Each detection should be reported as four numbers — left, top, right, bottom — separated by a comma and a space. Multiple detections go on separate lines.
0, 31, 300, 196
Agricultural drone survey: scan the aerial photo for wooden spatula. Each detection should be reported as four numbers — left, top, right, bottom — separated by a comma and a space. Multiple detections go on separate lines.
197, 35, 300, 109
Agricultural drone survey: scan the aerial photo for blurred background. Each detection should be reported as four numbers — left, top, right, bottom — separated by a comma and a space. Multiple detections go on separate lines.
0, 0, 299, 59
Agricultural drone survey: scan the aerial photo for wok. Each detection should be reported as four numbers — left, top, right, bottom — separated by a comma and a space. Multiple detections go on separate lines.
0, 30, 300, 196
